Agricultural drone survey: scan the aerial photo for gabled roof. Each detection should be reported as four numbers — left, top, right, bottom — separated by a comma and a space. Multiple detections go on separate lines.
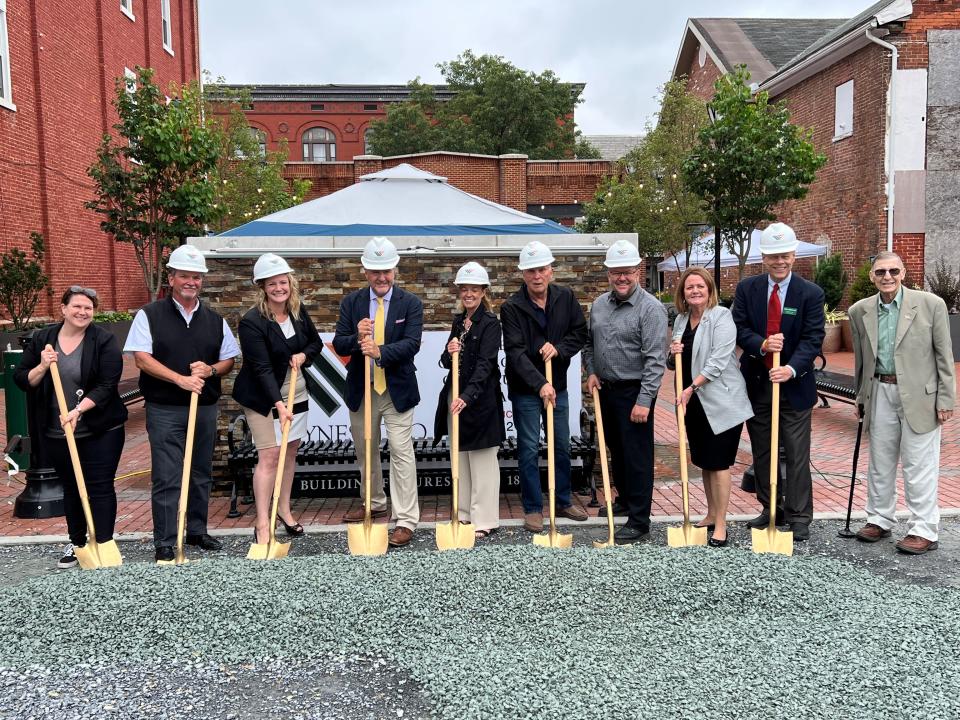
583, 135, 644, 161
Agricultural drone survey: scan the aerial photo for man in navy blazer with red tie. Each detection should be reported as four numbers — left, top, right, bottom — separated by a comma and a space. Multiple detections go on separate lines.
732, 223, 825, 541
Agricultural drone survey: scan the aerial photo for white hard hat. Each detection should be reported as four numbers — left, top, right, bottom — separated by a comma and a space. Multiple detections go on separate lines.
454, 262, 490, 286
253, 253, 294, 282
166, 244, 208, 273
603, 240, 641, 268
517, 240, 556, 271
759, 223, 799, 254
361, 236, 400, 270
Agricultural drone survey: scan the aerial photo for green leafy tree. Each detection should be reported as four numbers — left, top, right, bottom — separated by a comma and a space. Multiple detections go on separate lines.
579, 79, 708, 265
369, 51, 587, 159
683, 66, 827, 278
87, 67, 221, 301
204, 80, 311, 233
0, 232, 50, 331
813, 253, 849, 308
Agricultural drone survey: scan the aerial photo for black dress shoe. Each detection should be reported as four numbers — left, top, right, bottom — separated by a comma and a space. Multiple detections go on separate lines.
708, 534, 728, 548
600, 502, 628, 517
789, 523, 810, 541
155, 546, 175, 562
614, 525, 650, 545
185, 533, 223, 551
746, 511, 786, 529
277, 516, 305, 536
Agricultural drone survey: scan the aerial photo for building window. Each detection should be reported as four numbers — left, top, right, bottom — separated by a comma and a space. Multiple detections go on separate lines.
364, 127, 375, 154
251, 127, 266, 156
310, 103, 325, 111
834, 80, 853, 141
120, 0, 135, 21
363, 103, 378, 111
160, 0, 173, 54
0, 0, 14, 111
124, 67, 137, 94
302, 127, 336, 161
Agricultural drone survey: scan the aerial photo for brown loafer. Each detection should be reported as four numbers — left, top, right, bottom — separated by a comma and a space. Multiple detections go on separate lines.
895, 534, 938, 555
558, 503, 588, 521
344, 506, 388, 523
855, 523, 891, 543
523, 512, 544, 533
388, 526, 414, 547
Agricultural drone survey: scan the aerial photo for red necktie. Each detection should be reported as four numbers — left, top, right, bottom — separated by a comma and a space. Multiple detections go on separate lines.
765, 283, 781, 369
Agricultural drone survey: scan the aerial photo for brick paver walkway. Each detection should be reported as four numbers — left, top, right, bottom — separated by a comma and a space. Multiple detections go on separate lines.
2, 352, 958, 539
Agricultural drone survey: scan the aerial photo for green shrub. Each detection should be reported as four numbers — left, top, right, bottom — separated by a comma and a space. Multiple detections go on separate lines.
94, 310, 134, 323
814, 253, 848, 308
925, 257, 960, 313
848, 261, 876, 306
0, 232, 51, 331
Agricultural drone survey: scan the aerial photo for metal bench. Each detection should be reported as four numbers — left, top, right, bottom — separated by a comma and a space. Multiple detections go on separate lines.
117, 378, 143, 407
814, 354, 857, 408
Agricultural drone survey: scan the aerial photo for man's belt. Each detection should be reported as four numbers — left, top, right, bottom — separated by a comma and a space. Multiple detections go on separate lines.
874, 373, 897, 384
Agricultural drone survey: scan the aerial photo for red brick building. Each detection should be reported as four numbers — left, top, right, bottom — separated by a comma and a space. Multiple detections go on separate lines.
671, 1, 960, 301
0, 0, 200, 319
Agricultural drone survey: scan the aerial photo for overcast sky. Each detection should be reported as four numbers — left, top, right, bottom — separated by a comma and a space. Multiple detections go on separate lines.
199, 0, 871, 135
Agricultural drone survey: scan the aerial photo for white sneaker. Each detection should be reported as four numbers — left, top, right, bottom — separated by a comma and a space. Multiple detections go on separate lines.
57, 544, 78, 569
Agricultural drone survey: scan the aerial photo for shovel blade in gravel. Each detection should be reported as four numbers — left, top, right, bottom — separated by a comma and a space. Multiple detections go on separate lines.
533, 530, 572, 549
74, 542, 102, 570
667, 523, 708, 548
436, 520, 476, 551
94, 539, 123, 567
348, 519, 388, 556
752, 526, 794, 556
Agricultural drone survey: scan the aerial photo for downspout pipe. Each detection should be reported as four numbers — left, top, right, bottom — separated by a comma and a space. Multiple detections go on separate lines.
865, 25, 898, 253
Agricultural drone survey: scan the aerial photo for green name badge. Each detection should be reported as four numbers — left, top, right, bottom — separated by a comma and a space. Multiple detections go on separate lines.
782, 307, 798, 316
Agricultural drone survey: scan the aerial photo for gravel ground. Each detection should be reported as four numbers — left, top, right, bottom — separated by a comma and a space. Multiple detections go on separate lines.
0, 519, 958, 720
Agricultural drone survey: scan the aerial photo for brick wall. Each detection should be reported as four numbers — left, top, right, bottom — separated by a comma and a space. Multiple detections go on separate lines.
893, 232, 926, 285
0, 0, 199, 323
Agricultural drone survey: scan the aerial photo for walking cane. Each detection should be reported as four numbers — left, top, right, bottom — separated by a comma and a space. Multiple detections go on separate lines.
437, 351, 475, 550
837, 404, 865, 539
533, 359, 572, 549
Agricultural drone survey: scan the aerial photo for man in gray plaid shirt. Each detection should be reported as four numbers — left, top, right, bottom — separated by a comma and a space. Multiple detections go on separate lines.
584, 240, 667, 544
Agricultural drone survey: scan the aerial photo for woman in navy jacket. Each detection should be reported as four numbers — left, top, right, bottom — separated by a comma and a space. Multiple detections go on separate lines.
233, 255, 322, 542
15, 287, 128, 568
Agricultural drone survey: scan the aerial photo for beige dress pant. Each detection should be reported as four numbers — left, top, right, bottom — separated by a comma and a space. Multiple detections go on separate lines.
349, 390, 419, 530
455, 446, 501, 532
866, 380, 941, 541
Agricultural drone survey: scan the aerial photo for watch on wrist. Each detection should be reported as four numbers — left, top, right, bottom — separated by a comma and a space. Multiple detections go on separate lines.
209, 365, 218, 378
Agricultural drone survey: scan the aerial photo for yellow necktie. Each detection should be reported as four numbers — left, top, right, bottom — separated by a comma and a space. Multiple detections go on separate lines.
374, 297, 386, 394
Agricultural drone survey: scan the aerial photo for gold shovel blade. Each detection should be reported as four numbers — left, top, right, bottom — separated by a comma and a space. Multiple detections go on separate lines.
347, 520, 389, 556
436, 521, 476, 551
174, 547, 189, 565
593, 538, 615, 549
247, 537, 291, 560
95, 540, 123, 568
667, 523, 709, 548
751, 526, 794, 556
74, 543, 102, 570
533, 530, 573, 549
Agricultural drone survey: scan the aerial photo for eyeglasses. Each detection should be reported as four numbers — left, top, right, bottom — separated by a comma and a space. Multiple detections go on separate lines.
873, 268, 902, 278
607, 268, 638, 279
67, 285, 98, 299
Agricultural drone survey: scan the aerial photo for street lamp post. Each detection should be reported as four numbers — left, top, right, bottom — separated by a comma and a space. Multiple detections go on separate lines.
706, 104, 722, 288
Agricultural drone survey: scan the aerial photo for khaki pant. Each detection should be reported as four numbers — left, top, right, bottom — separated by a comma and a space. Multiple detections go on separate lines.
349, 391, 419, 530
456, 446, 501, 532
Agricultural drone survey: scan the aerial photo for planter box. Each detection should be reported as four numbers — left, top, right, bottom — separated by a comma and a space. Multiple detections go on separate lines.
822, 324, 843, 354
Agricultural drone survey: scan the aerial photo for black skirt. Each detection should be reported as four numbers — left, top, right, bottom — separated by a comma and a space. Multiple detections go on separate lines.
684, 394, 743, 471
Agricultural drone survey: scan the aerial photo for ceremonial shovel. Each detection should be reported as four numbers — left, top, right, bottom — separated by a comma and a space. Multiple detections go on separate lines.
590, 386, 615, 549
667, 357, 708, 548
48, 347, 123, 569
347, 357, 389, 556
436, 351, 475, 550
247, 367, 297, 560
533, 359, 572, 549
159, 390, 200, 566
752, 352, 794, 556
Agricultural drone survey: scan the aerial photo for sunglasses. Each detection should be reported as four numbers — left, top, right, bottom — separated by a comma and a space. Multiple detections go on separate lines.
67, 285, 98, 299
873, 268, 901, 278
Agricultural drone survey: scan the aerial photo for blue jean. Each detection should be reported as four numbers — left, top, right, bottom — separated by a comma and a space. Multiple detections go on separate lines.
513, 391, 572, 514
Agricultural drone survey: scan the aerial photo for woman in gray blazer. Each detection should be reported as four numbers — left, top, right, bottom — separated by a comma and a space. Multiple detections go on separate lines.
668, 268, 753, 546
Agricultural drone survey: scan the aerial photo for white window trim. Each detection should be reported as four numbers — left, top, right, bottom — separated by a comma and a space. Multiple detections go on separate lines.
0, 0, 15, 111
124, 66, 137, 93
833, 79, 854, 143
120, 0, 135, 21
160, 0, 174, 56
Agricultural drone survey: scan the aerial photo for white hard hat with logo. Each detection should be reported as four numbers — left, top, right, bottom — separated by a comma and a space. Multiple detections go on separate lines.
361, 236, 400, 270
166, 244, 208, 273
603, 240, 641, 268
759, 223, 799, 254
454, 261, 490, 286
253, 253, 294, 282
517, 240, 556, 271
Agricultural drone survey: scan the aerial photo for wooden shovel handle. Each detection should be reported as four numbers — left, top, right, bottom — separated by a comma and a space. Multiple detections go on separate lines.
268, 366, 298, 545
363, 353, 373, 516
450, 351, 459, 524
768, 352, 781, 523
176, 391, 199, 557
545, 359, 555, 531
674, 353, 692, 523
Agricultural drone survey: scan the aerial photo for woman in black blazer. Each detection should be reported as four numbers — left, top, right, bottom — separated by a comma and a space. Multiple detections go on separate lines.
233, 254, 322, 542
433, 262, 506, 539
15, 287, 128, 569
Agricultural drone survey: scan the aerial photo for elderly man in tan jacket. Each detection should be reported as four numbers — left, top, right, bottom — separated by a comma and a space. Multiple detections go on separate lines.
849, 251, 956, 555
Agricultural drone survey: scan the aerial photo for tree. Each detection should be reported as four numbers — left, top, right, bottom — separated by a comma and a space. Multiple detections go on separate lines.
204, 80, 311, 234
87, 67, 221, 301
369, 51, 590, 159
0, 232, 50, 331
682, 66, 826, 278
813, 253, 848, 308
578, 79, 708, 265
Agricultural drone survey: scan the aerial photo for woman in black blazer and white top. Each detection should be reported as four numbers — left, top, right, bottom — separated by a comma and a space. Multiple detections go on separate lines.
15, 287, 128, 568
233, 254, 322, 542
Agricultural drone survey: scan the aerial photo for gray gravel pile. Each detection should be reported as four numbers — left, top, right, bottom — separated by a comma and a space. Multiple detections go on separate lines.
1, 544, 958, 719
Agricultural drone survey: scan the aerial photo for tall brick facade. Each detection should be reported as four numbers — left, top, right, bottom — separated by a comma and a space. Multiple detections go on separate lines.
0, 0, 199, 320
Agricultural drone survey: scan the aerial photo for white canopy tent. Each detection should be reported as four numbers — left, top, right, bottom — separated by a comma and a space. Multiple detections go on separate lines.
657, 230, 828, 272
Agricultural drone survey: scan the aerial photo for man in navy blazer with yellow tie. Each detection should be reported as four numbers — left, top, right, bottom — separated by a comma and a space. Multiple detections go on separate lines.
333, 237, 423, 547
732, 223, 825, 541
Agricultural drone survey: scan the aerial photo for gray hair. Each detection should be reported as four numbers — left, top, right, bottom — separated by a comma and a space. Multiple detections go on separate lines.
872, 251, 904, 268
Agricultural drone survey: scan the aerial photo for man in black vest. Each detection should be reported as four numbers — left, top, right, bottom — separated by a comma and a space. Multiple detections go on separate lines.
124, 245, 240, 563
